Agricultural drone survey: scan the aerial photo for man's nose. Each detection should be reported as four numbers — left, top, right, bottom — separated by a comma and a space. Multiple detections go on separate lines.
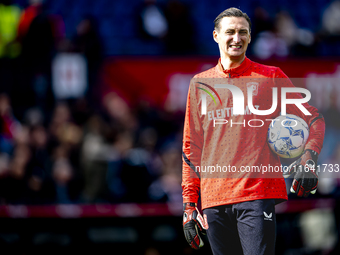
233, 33, 241, 43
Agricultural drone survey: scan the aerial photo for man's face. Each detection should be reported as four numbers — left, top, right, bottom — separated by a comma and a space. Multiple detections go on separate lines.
213, 16, 251, 60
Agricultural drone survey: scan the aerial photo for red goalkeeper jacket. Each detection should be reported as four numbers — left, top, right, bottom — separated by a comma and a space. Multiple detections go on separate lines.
182, 57, 325, 209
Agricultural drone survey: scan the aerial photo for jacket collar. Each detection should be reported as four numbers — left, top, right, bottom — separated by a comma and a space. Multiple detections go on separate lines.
216, 57, 252, 77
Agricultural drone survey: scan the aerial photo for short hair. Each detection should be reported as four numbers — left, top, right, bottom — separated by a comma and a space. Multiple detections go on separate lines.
214, 8, 252, 33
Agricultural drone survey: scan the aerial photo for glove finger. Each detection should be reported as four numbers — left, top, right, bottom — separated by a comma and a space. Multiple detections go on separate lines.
195, 211, 207, 231
184, 227, 190, 242
297, 185, 306, 197
297, 175, 311, 197
312, 179, 318, 192
195, 224, 204, 248
183, 227, 191, 245
303, 190, 310, 197
300, 177, 317, 197
192, 238, 200, 250
184, 223, 196, 248
184, 221, 202, 249
299, 177, 308, 197
188, 231, 199, 250
291, 178, 301, 194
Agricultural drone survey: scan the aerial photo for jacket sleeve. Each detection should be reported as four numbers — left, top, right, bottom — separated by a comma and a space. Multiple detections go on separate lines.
182, 79, 203, 204
275, 68, 325, 154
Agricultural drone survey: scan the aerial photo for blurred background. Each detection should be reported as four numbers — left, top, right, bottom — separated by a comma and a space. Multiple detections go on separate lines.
0, 0, 340, 254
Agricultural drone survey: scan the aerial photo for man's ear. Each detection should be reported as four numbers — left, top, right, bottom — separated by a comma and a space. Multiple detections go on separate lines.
249, 33, 251, 44
213, 30, 219, 43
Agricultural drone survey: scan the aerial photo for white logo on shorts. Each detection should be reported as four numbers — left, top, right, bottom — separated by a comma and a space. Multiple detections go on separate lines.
263, 212, 273, 221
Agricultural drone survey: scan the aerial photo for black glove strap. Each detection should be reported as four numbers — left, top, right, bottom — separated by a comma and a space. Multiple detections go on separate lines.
183, 203, 196, 211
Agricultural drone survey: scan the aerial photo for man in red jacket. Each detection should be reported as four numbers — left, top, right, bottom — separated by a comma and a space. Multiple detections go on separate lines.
182, 7, 325, 255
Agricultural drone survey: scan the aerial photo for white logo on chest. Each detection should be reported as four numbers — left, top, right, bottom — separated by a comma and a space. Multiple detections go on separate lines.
247, 82, 259, 96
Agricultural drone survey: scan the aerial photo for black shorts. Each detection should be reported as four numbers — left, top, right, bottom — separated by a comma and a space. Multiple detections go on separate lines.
203, 199, 276, 255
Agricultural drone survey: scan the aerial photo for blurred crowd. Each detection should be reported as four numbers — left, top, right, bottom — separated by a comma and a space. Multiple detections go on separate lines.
134, 0, 340, 57
0, 91, 184, 205
0, 0, 185, 205
249, 1, 340, 58
2, 0, 340, 57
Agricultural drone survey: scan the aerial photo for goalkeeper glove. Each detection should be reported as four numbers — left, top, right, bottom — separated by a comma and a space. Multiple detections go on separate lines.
183, 203, 206, 249
284, 149, 319, 197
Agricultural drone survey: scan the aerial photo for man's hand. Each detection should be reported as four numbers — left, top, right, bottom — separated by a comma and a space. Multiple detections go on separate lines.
183, 203, 206, 249
284, 149, 319, 197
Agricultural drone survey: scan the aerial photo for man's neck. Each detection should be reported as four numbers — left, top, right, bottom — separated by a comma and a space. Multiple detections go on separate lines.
220, 55, 246, 70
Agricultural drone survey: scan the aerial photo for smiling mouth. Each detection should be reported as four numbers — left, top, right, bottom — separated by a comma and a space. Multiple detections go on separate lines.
230, 45, 242, 49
